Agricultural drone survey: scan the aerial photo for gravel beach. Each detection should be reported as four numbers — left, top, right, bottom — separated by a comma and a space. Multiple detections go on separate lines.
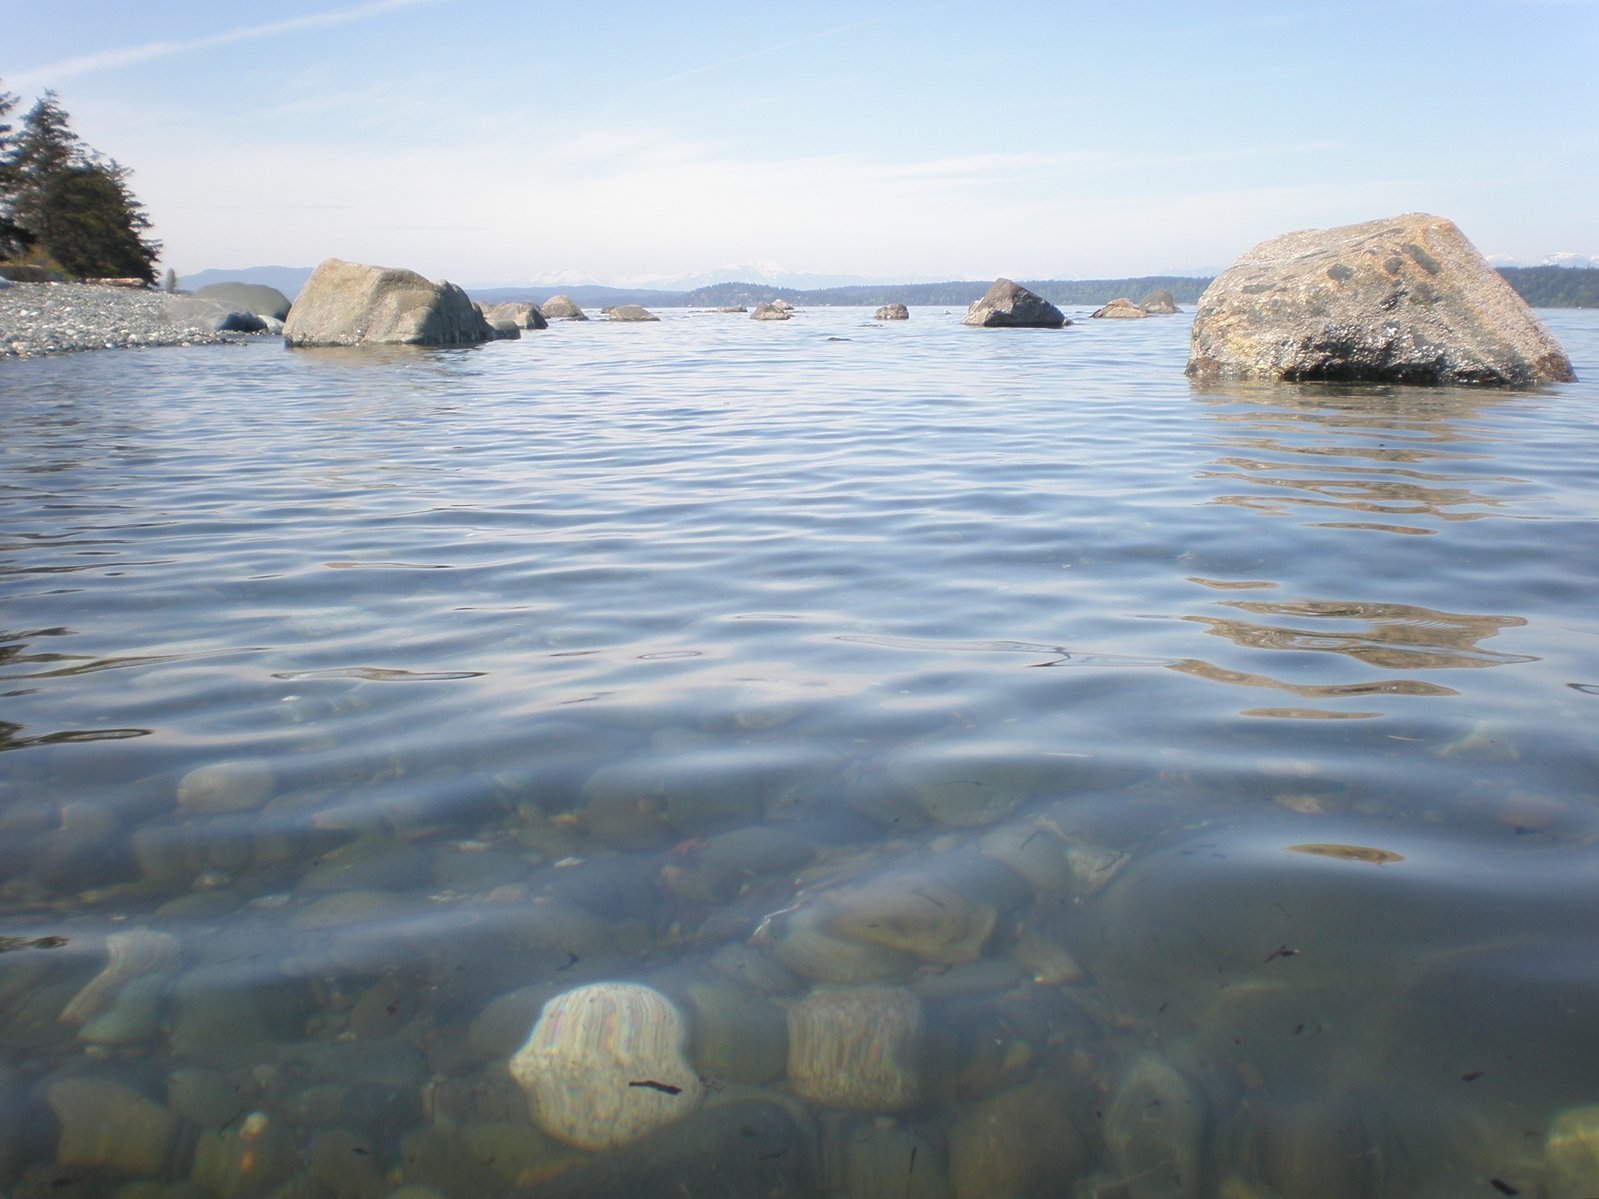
0, 281, 277, 359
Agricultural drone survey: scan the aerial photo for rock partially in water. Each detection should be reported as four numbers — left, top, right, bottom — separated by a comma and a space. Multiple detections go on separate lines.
1139, 288, 1181, 314
1101, 1053, 1205, 1198
508, 982, 704, 1151
873, 303, 910, 321
947, 1080, 1086, 1199
59, 929, 181, 1027
47, 1078, 178, 1178
786, 985, 923, 1111
751, 303, 792, 321
284, 258, 493, 347
1544, 1104, 1599, 1199
962, 279, 1066, 329
1185, 212, 1575, 387
607, 304, 659, 322
541, 295, 588, 320
1091, 297, 1146, 319
176, 759, 275, 814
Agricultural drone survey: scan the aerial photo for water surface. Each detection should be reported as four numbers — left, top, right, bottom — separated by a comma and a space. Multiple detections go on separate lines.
2, 306, 1597, 1197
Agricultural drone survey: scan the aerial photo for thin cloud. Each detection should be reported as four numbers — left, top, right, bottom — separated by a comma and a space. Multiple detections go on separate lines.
5, 0, 452, 90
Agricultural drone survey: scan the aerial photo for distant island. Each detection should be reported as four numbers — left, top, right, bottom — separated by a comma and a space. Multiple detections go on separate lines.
169, 266, 1599, 311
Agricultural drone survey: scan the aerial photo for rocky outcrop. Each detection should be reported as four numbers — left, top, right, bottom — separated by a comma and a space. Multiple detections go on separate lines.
1139, 288, 1180, 314
1091, 297, 1145, 319
482, 301, 547, 330
1186, 213, 1575, 387
962, 279, 1067, 328
751, 303, 791, 321
874, 303, 910, 321
541, 295, 588, 321
191, 282, 292, 321
607, 304, 660, 322
283, 258, 492, 347
163, 295, 270, 333
486, 319, 521, 340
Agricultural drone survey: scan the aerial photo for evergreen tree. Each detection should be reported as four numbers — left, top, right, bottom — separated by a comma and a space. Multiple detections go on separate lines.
0, 86, 160, 281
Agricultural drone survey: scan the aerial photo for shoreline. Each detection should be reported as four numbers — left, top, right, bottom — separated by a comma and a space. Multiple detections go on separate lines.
0, 281, 277, 360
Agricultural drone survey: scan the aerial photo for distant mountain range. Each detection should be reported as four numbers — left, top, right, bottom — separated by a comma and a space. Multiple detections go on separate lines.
177, 263, 1599, 310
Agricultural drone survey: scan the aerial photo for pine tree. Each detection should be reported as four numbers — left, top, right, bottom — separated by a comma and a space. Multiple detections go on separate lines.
0, 86, 161, 282
0, 80, 33, 260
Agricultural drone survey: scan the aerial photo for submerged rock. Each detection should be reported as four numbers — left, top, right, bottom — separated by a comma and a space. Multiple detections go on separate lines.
508, 982, 703, 1151
175, 758, 275, 814
948, 1080, 1086, 1199
845, 1122, 948, 1199
1544, 1104, 1599, 1199
59, 928, 181, 1026
962, 279, 1067, 329
1186, 213, 1575, 387
786, 985, 923, 1111
283, 258, 493, 347
1102, 1053, 1205, 1198
48, 1078, 179, 1178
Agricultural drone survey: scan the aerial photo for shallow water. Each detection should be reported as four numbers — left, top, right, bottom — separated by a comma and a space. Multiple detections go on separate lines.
2, 306, 1597, 1197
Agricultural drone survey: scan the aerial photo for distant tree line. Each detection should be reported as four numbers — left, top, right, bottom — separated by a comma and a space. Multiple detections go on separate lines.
0, 81, 161, 283
1494, 266, 1599, 309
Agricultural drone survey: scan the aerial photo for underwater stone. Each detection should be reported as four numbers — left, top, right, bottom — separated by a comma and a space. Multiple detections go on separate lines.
887, 749, 1047, 828
948, 1080, 1086, 1199
821, 872, 996, 967
508, 981, 704, 1151
176, 759, 275, 813
686, 981, 787, 1084
765, 904, 918, 985
48, 1078, 178, 1178
1545, 1104, 1599, 1199
786, 985, 923, 1111
190, 1114, 297, 1198
845, 1122, 948, 1199
1103, 1053, 1205, 1199
59, 928, 181, 1026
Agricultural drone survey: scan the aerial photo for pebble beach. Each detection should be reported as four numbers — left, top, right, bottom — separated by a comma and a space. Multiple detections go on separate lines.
0, 281, 275, 359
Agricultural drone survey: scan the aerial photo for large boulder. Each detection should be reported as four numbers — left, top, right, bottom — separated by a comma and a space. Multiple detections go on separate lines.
191, 282, 292, 320
1186, 213, 1575, 387
874, 303, 910, 321
751, 302, 791, 321
607, 304, 660, 322
1138, 288, 1180, 314
1090, 297, 1145, 319
962, 279, 1067, 328
541, 295, 588, 321
283, 258, 492, 347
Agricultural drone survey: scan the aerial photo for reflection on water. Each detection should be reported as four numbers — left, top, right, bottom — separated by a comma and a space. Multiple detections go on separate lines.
1, 310, 1598, 1196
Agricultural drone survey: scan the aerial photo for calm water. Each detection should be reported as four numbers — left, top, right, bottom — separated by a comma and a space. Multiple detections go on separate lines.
2, 306, 1597, 1198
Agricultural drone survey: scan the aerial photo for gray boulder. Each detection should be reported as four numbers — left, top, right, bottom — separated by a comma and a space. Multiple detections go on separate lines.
1091, 297, 1145, 319
487, 319, 521, 340
751, 303, 791, 321
191, 282, 292, 321
542, 295, 588, 321
1138, 289, 1180, 315
482, 301, 548, 330
716, 306, 748, 313
1186, 213, 1575, 387
607, 304, 660, 322
283, 258, 493, 347
962, 279, 1067, 328
874, 303, 910, 321
163, 295, 269, 333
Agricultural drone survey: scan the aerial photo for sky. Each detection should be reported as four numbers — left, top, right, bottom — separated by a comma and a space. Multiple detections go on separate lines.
3, 0, 1597, 288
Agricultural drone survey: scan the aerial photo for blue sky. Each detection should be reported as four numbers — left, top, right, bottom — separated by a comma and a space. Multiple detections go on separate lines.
3, 0, 1596, 286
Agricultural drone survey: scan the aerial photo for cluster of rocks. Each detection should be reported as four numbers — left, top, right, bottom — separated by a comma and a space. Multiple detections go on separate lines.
4, 212, 1578, 386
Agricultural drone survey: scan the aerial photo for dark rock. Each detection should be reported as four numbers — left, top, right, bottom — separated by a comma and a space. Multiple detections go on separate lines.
874, 303, 910, 321
1138, 288, 1180, 314
283, 258, 493, 347
191, 282, 292, 320
487, 318, 521, 340
962, 278, 1067, 328
541, 295, 588, 321
1186, 213, 1575, 387
1091, 297, 1145, 320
